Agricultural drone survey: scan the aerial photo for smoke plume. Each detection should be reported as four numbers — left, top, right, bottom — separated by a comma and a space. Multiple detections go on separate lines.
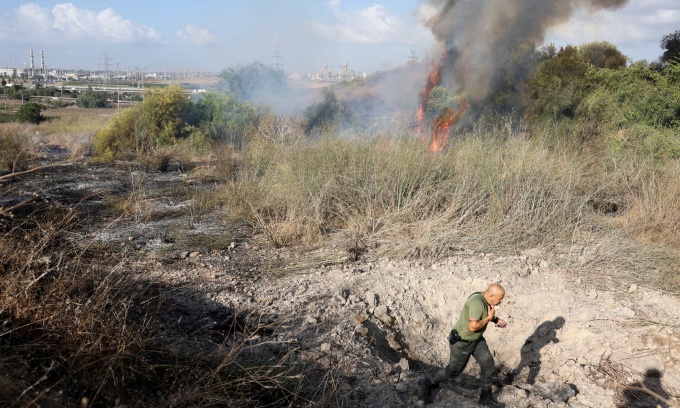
425, 0, 630, 102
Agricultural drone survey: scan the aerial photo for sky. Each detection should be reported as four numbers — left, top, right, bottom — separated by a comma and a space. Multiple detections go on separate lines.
1, 0, 679, 75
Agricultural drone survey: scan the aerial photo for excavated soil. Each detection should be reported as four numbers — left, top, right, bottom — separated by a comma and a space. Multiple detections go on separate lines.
3, 145, 679, 407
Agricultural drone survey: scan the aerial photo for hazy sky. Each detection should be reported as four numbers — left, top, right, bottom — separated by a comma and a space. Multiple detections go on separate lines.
1, 0, 678, 75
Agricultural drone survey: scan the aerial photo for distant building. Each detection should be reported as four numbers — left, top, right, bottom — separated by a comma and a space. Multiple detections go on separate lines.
338, 62, 355, 80
307, 61, 365, 81
0, 68, 16, 77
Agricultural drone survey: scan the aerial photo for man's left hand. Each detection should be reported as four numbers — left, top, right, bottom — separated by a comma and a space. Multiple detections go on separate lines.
496, 319, 507, 328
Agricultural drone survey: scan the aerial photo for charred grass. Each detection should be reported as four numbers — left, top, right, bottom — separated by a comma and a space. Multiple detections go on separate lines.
0, 199, 335, 407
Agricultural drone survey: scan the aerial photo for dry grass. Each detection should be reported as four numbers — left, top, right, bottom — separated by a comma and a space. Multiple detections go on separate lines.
23, 107, 112, 158
0, 205, 327, 407
209, 118, 680, 293
0, 125, 35, 173
219, 126, 591, 255
612, 160, 680, 247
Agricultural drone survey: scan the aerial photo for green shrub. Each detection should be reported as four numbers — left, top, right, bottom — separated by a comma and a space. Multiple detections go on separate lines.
192, 92, 265, 147
15, 102, 45, 124
76, 87, 108, 108
92, 106, 139, 161
302, 89, 353, 135
92, 86, 192, 160
578, 41, 627, 69
526, 45, 589, 121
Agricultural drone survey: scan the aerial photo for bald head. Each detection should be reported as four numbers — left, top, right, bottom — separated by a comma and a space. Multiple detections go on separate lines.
483, 283, 505, 306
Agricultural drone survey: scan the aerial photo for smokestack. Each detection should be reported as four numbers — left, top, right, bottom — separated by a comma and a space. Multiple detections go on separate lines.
425, 0, 630, 102
40, 51, 45, 76
30, 49, 35, 78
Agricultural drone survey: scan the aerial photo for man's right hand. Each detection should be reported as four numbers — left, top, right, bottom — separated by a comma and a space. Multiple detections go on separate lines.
487, 305, 496, 323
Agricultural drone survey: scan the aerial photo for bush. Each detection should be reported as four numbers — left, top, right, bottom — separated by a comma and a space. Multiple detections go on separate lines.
15, 102, 45, 124
93, 86, 274, 161
526, 45, 589, 120
578, 41, 627, 69
76, 87, 108, 108
93, 86, 192, 160
192, 92, 266, 147
302, 89, 353, 135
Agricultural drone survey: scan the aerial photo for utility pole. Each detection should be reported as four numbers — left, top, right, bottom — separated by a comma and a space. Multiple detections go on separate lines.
272, 51, 284, 72
99, 51, 111, 83
408, 49, 418, 66
116, 62, 120, 109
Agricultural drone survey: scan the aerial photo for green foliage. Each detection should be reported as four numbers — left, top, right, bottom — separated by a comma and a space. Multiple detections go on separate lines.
302, 89, 353, 135
218, 62, 285, 101
15, 102, 45, 124
93, 86, 270, 161
660, 30, 680, 64
482, 41, 545, 118
139, 85, 192, 145
92, 107, 139, 161
93, 86, 191, 160
578, 41, 628, 69
580, 63, 680, 130
192, 92, 264, 147
76, 87, 108, 108
5, 84, 24, 100
526, 46, 589, 120
425, 85, 454, 119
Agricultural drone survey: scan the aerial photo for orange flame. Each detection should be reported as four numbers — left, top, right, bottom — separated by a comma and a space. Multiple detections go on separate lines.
417, 53, 446, 139
417, 49, 468, 152
430, 98, 468, 152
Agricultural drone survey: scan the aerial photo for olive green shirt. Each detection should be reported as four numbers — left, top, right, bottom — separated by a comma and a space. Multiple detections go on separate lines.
453, 292, 489, 341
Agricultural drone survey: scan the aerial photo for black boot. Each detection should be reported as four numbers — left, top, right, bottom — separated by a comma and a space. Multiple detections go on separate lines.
418, 377, 437, 405
478, 388, 499, 406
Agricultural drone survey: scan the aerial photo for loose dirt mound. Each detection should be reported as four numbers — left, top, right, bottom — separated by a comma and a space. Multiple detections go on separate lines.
161, 247, 678, 407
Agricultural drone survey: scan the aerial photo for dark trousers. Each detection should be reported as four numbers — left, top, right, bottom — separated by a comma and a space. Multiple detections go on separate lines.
431, 338, 495, 390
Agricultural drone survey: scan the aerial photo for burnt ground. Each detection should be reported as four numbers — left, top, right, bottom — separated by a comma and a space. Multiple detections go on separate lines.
2, 145, 679, 407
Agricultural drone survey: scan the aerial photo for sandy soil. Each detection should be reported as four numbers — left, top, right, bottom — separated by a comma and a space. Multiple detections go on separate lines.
155, 246, 679, 407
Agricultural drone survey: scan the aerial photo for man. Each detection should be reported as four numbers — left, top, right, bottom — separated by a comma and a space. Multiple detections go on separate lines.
419, 283, 507, 406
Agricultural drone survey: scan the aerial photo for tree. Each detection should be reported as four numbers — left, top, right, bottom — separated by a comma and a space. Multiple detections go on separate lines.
15, 102, 44, 124
76, 87, 108, 108
526, 45, 589, 119
579, 41, 627, 69
218, 62, 286, 101
660, 30, 680, 64
302, 89, 352, 135
425, 85, 454, 119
